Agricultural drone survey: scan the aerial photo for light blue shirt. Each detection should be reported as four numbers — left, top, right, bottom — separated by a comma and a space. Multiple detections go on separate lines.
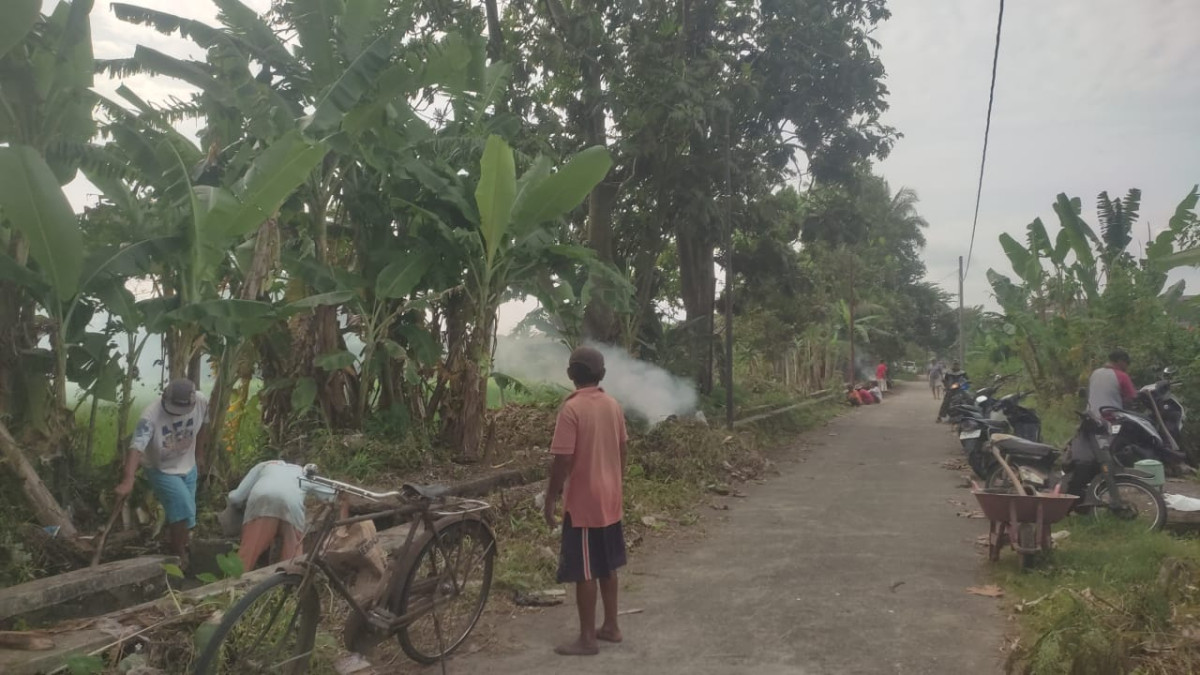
228, 461, 334, 532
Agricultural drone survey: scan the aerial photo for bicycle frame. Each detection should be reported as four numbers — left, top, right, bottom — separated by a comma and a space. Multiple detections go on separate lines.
285, 472, 489, 637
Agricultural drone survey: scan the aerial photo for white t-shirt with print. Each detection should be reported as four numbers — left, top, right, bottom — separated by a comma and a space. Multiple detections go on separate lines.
132, 393, 209, 475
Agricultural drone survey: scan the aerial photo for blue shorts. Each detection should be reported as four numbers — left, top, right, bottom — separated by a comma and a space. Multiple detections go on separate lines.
146, 466, 198, 528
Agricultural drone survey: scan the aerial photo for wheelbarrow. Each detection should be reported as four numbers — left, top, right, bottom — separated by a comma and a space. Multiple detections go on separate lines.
973, 489, 1077, 569
972, 445, 1077, 569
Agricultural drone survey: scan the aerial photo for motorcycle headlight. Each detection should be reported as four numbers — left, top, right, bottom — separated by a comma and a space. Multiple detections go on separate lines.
975, 395, 988, 404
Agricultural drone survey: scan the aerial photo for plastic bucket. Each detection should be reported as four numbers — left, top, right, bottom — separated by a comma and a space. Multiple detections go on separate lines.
1134, 459, 1166, 488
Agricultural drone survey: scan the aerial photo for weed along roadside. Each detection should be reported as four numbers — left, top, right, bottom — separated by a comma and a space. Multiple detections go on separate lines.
990, 518, 1200, 674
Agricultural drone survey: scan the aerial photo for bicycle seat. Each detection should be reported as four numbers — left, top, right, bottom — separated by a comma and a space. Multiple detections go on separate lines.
992, 433, 1059, 460
402, 483, 450, 500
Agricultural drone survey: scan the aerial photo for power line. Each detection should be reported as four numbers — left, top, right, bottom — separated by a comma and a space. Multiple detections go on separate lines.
963, 0, 1006, 279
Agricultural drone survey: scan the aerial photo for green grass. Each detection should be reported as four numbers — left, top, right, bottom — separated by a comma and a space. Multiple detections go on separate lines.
998, 518, 1200, 674
1027, 393, 1085, 447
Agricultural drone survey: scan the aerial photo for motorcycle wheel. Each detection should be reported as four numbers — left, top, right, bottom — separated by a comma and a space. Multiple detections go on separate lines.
1090, 477, 1167, 532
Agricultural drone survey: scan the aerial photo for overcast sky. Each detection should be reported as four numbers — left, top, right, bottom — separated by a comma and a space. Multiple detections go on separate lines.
61, 0, 1200, 320
875, 0, 1200, 304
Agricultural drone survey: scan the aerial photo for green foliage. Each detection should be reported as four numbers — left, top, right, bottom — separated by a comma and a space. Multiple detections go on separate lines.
983, 188, 1200, 412
0, 0, 40, 59
0, 145, 83, 301
1000, 519, 1200, 674
65, 655, 106, 675
216, 550, 244, 580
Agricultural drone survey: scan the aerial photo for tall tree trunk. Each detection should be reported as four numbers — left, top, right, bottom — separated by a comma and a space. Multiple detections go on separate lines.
544, 0, 623, 343
0, 234, 34, 423
439, 296, 495, 462
677, 233, 715, 393
0, 419, 77, 538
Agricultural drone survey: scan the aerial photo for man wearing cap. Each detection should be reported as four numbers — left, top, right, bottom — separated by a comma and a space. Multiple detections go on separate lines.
115, 379, 210, 567
544, 346, 628, 656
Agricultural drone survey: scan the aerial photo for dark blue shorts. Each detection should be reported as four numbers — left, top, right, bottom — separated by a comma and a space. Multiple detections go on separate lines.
557, 513, 627, 583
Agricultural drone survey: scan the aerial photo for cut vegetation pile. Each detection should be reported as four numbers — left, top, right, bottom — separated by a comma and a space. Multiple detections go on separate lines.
1001, 519, 1200, 675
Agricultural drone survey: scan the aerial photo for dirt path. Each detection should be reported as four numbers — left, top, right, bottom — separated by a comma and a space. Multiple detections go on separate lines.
435, 383, 1004, 674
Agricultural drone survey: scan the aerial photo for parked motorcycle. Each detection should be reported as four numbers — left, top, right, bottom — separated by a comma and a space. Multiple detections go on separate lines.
1101, 368, 1190, 474
982, 414, 1167, 532
995, 391, 1043, 442
959, 391, 1042, 478
937, 375, 971, 423
946, 374, 1015, 427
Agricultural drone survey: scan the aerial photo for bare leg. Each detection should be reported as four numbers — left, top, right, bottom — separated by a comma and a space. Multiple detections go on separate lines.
279, 523, 303, 562
556, 580, 599, 655
167, 521, 190, 570
597, 574, 622, 642
238, 517, 281, 572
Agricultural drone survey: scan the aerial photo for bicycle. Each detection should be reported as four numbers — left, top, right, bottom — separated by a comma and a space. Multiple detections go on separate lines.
193, 464, 496, 674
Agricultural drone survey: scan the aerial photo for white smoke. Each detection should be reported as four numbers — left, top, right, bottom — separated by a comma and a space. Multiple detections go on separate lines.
492, 336, 699, 422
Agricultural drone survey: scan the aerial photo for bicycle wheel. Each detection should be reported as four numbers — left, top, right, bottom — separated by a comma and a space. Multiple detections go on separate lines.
193, 573, 320, 675
394, 518, 496, 665
1091, 477, 1167, 532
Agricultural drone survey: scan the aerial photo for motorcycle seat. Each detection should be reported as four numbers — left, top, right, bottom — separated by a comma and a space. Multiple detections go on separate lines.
992, 433, 1059, 460
962, 416, 1008, 430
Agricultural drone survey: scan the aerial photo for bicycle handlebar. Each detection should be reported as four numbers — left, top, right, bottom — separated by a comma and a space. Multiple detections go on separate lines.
301, 463, 403, 502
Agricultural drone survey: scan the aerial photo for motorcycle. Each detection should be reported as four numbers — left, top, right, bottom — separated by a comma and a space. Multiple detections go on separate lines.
959, 391, 1042, 478
982, 414, 1167, 532
947, 374, 1015, 427
995, 391, 1043, 442
937, 373, 972, 423
1103, 367, 1190, 474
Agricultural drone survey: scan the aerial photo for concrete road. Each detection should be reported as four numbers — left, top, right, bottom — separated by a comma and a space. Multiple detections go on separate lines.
435, 383, 1004, 674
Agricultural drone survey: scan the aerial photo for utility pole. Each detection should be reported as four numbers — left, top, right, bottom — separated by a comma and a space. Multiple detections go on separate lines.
958, 255, 965, 365
724, 114, 735, 430
847, 258, 856, 383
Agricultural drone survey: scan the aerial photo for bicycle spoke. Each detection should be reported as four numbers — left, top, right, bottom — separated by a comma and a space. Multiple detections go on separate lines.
217, 581, 314, 674
398, 521, 494, 663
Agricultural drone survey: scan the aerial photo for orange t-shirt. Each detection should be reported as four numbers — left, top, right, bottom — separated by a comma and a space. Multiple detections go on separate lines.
550, 387, 627, 528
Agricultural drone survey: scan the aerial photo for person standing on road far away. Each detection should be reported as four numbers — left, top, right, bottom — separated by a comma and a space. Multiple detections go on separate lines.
543, 346, 628, 656
115, 379, 209, 570
928, 360, 944, 399
876, 360, 888, 395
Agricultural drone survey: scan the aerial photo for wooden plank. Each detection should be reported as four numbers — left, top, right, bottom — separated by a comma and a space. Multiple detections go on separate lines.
733, 393, 837, 428
0, 519, 426, 675
0, 556, 177, 625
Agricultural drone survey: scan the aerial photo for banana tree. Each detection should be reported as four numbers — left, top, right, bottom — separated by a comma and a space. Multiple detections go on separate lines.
0, 0, 99, 537
412, 136, 613, 460
101, 0, 468, 428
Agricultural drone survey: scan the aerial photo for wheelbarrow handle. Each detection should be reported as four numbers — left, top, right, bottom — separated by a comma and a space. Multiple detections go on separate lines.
990, 444, 1031, 496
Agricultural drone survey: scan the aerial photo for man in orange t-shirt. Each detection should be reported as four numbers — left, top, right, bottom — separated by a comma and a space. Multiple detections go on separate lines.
544, 346, 628, 656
